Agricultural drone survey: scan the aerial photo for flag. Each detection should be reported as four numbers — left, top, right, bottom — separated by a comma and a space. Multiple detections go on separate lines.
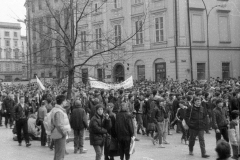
36, 76, 46, 90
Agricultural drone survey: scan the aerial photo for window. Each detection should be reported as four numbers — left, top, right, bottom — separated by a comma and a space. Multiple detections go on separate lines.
15, 64, 18, 71
5, 75, 12, 82
197, 63, 206, 80
33, 44, 37, 63
5, 31, 10, 37
95, 28, 102, 49
155, 63, 166, 82
39, 18, 43, 37
38, 0, 42, 10
81, 31, 87, 51
5, 40, 10, 47
114, 0, 121, 9
114, 25, 121, 46
155, 17, 164, 42
94, 3, 98, 12
41, 72, 45, 78
5, 49, 11, 59
135, 20, 143, 44
47, 16, 52, 33
14, 40, 18, 47
6, 63, 11, 71
32, 21, 37, 40
55, 12, 60, 32
192, 14, 204, 42
222, 62, 230, 79
54, 0, 58, 2
218, 15, 230, 42
137, 65, 145, 81
0, 64, 2, 71
97, 68, 105, 81
82, 68, 88, 84
15, 50, 19, 59
49, 72, 52, 77
32, 1, 35, 13
14, 32, 17, 37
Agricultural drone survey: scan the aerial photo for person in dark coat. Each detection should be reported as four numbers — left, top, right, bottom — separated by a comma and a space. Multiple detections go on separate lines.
104, 103, 117, 160
2, 94, 16, 128
89, 104, 111, 160
70, 100, 88, 154
185, 97, 210, 158
115, 103, 134, 160
176, 100, 188, 144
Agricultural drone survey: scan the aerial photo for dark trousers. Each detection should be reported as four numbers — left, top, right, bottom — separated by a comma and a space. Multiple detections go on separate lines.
119, 139, 131, 160
54, 136, 66, 160
0, 112, 2, 125
73, 129, 84, 150
216, 128, 229, 142
179, 120, 187, 140
16, 119, 29, 144
40, 121, 47, 146
188, 129, 206, 156
5, 113, 13, 127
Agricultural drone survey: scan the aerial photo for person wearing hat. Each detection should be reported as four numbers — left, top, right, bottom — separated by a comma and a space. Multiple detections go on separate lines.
70, 100, 88, 154
212, 99, 229, 143
228, 110, 239, 159
89, 104, 111, 160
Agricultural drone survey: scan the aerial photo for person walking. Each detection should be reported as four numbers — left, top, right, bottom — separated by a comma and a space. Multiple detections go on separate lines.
89, 104, 111, 160
115, 103, 134, 160
70, 100, 88, 154
51, 95, 71, 160
13, 96, 31, 147
185, 97, 210, 158
212, 99, 229, 143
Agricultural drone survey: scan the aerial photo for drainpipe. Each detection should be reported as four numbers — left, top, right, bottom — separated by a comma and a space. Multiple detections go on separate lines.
187, 0, 193, 81
174, 0, 179, 80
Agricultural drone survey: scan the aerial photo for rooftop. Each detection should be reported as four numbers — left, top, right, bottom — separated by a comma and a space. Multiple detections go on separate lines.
0, 22, 21, 30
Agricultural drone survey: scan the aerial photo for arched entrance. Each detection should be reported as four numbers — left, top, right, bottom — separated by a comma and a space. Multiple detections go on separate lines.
113, 63, 125, 82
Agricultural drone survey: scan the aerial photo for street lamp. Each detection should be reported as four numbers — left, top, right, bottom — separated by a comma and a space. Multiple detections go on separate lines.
201, 0, 227, 81
17, 19, 32, 80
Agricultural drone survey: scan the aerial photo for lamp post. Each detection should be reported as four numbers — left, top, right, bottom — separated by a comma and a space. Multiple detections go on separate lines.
201, 0, 226, 81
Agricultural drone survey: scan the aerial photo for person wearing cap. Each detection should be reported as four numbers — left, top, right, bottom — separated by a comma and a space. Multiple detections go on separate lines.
70, 100, 88, 154
89, 104, 111, 160
212, 99, 229, 143
185, 97, 210, 158
228, 110, 239, 159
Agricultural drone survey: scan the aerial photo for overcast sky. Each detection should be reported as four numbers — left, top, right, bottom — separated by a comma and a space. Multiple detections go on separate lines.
0, 0, 26, 36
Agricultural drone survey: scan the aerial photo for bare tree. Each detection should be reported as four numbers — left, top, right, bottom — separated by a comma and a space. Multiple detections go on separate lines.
27, 0, 148, 99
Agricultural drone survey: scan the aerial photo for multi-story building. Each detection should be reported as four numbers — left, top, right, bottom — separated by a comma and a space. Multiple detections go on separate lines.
0, 22, 25, 82
26, 0, 240, 83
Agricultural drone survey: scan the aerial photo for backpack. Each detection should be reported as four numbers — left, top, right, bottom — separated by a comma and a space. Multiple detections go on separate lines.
43, 110, 54, 135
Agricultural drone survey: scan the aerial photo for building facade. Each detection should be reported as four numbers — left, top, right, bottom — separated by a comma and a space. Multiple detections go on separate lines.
0, 22, 25, 82
26, 0, 240, 83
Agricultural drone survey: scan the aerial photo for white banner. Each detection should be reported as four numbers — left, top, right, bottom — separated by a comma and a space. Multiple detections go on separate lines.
36, 76, 46, 90
89, 76, 133, 90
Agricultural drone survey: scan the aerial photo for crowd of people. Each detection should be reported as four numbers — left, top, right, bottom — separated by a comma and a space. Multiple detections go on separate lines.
0, 77, 239, 160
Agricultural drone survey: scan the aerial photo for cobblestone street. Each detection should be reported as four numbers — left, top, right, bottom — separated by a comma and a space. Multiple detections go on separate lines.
0, 125, 219, 160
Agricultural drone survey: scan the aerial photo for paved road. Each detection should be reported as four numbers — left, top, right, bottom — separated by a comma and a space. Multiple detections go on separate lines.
0, 125, 219, 160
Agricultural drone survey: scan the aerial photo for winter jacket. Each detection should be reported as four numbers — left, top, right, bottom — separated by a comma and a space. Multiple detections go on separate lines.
14, 103, 30, 121
2, 97, 15, 114
230, 97, 239, 112
115, 110, 134, 141
176, 106, 187, 120
89, 113, 111, 146
212, 107, 229, 130
70, 104, 88, 130
185, 105, 208, 131
151, 104, 167, 124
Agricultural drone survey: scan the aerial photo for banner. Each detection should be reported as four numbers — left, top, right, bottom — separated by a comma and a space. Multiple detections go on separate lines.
89, 76, 133, 90
36, 76, 46, 90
